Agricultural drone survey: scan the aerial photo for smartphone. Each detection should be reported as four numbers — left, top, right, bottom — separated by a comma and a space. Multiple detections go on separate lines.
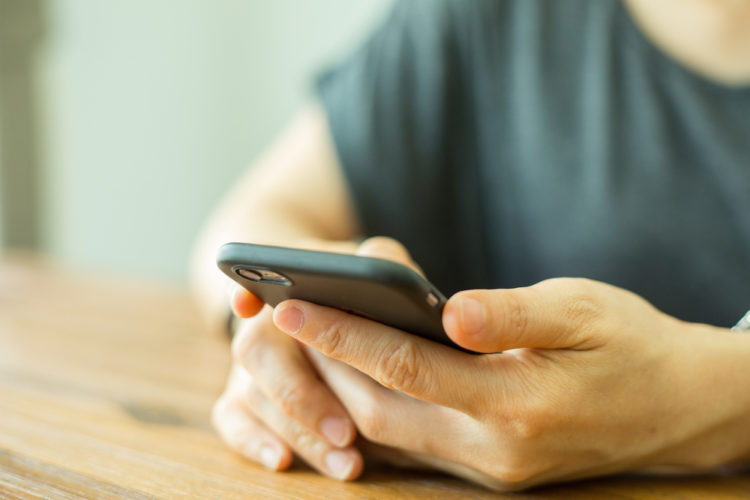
216, 242, 457, 348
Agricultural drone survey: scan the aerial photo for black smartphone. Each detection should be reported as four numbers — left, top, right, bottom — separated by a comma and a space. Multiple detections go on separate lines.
216, 242, 456, 348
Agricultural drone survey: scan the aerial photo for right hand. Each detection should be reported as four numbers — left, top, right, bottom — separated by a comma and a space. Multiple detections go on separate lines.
211, 237, 422, 480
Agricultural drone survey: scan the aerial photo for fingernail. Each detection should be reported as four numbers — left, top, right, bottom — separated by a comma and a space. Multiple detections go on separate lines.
459, 297, 485, 334
325, 450, 355, 480
275, 306, 303, 334
320, 416, 350, 447
260, 444, 280, 469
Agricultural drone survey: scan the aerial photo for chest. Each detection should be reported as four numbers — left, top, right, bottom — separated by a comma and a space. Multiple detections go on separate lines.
471, 63, 750, 326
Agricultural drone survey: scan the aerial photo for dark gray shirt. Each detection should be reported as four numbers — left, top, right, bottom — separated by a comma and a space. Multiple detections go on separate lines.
316, 0, 750, 327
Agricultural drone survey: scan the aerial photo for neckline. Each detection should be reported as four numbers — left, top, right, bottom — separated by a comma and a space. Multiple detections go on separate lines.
617, 0, 750, 97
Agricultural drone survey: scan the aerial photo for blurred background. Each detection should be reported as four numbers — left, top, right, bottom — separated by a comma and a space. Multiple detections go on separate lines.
0, 0, 392, 282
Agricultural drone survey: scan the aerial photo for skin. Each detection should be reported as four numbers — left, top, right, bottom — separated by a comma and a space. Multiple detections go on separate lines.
623, 0, 750, 85
191, 105, 366, 479
272, 260, 750, 490
191, 0, 750, 489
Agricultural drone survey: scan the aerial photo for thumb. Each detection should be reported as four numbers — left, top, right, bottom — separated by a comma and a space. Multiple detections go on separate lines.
442, 279, 604, 353
355, 236, 425, 277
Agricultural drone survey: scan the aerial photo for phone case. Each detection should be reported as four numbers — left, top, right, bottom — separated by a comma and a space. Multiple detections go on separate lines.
216, 242, 454, 347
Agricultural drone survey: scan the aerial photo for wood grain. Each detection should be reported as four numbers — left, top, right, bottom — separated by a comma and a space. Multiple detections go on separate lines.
2, 254, 750, 499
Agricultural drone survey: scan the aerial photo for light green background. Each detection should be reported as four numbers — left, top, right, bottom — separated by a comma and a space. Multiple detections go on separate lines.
32, 0, 392, 282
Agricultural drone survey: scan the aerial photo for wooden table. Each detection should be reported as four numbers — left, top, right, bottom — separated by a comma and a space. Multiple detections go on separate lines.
2, 255, 750, 499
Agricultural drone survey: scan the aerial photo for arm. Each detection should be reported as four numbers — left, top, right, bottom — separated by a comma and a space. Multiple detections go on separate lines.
190, 102, 360, 337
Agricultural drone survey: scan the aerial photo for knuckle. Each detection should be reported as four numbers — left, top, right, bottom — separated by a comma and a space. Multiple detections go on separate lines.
230, 322, 262, 365
284, 420, 310, 447
508, 294, 530, 335
560, 280, 604, 329
316, 320, 349, 359
486, 441, 542, 487
496, 291, 530, 342
486, 409, 560, 487
279, 418, 329, 461
491, 459, 537, 487
538, 277, 605, 334
503, 398, 555, 444
362, 235, 400, 251
272, 378, 316, 418
244, 381, 265, 410
507, 414, 544, 442
355, 401, 389, 444
373, 340, 425, 392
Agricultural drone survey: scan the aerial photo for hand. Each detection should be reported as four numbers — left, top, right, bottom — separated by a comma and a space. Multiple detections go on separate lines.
270, 278, 750, 490
211, 237, 424, 480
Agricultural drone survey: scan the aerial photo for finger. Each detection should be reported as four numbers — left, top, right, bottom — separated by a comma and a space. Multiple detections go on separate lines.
246, 383, 363, 481
212, 390, 293, 471
232, 308, 357, 447
272, 300, 481, 412
356, 236, 424, 276
442, 278, 606, 353
304, 347, 468, 457
231, 286, 264, 318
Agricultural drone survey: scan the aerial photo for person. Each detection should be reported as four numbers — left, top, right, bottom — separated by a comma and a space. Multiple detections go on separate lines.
190, 0, 750, 491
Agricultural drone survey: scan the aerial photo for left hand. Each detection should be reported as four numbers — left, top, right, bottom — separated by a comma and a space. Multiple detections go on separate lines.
271, 277, 750, 490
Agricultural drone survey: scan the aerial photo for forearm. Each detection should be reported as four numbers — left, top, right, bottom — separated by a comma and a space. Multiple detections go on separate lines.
650, 322, 750, 471
189, 103, 360, 336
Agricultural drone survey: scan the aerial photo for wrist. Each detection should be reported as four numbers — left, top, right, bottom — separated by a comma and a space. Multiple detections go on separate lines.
654, 323, 750, 470
717, 330, 750, 466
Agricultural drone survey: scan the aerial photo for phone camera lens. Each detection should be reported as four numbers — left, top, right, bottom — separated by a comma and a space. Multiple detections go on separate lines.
235, 267, 292, 286
237, 268, 262, 281
257, 269, 289, 283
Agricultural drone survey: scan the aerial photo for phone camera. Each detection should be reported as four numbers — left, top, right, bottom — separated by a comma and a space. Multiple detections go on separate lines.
236, 267, 292, 286
237, 268, 262, 281
256, 269, 291, 284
